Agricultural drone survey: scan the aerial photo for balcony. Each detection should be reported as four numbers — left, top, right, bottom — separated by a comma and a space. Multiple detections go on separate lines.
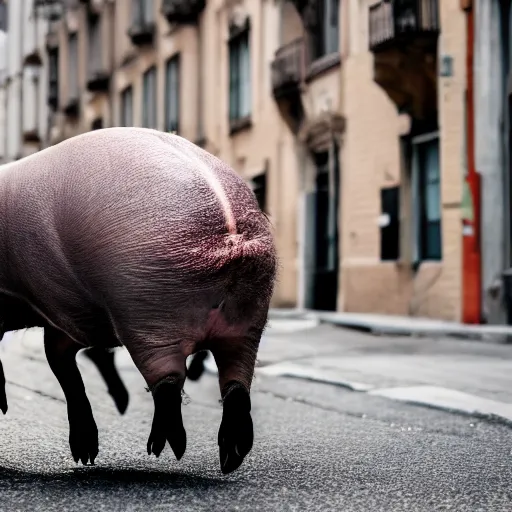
63, 97, 79, 118
369, 0, 439, 120
127, 20, 155, 46
271, 38, 306, 134
271, 38, 305, 100
86, 71, 110, 93
161, 0, 205, 24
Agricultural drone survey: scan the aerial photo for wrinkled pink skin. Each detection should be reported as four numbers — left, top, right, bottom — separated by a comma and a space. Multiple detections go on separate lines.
0, 127, 277, 472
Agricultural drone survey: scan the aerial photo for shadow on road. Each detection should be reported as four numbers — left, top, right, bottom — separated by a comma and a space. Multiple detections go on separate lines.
0, 465, 232, 489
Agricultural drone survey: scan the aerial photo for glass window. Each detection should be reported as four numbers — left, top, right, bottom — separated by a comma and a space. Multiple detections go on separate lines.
120, 86, 133, 127
142, 66, 157, 129
415, 136, 442, 260
68, 33, 78, 99
229, 28, 251, 121
165, 55, 180, 133
132, 0, 153, 25
88, 14, 101, 76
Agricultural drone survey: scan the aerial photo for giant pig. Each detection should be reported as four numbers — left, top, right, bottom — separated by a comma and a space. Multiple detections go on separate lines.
0, 127, 277, 474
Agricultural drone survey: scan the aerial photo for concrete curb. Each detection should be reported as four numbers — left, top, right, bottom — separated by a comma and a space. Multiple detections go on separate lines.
268, 309, 512, 343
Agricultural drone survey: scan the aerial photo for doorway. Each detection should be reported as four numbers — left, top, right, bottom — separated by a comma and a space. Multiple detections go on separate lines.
311, 147, 340, 311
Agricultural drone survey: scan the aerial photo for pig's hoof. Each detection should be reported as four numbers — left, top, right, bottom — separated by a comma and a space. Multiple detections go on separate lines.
218, 383, 253, 475
109, 381, 129, 415
69, 414, 99, 465
147, 380, 186, 461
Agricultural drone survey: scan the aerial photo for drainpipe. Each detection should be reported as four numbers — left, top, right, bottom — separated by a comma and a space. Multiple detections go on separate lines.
461, 0, 482, 323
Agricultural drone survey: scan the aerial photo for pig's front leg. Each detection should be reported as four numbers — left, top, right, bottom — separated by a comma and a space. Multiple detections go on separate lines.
83, 347, 129, 414
44, 328, 98, 465
212, 339, 258, 474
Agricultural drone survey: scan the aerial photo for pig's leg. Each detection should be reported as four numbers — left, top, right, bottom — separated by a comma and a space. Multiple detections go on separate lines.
83, 347, 129, 414
211, 339, 258, 474
121, 338, 187, 461
0, 359, 7, 414
44, 328, 98, 465
186, 350, 208, 381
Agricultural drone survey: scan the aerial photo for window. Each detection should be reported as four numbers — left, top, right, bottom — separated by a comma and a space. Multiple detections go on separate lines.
229, 22, 251, 125
68, 32, 78, 100
120, 86, 133, 127
165, 55, 180, 133
48, 47, 59, 109
0, 2, 7, 31
251, 172, 267, 213
132, 0, 154, 25
380, 186, 400, 261
142, 66, 157, 129
88, 14, 101, 76
413, 134, 442, 261
311, 0, 340, 60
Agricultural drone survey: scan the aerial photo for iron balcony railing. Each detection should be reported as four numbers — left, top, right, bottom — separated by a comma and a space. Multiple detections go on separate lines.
369, 0, 439, 51
271, 37, 306, 99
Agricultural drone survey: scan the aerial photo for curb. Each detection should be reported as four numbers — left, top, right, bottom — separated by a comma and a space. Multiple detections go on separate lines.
268, 309, 512, 343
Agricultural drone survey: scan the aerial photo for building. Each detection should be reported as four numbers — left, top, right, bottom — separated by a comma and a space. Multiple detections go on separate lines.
10, 0, 473, 321
4, 0, 49, 161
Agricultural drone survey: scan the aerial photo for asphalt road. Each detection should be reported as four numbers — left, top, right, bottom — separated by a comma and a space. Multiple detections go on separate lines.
0, 330, 511, 511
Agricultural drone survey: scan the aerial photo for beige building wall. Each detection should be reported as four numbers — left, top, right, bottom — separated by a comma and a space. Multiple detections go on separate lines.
342, 0, 466, 321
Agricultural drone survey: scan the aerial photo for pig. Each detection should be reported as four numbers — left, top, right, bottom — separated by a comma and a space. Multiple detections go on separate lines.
0, 127, 277, 474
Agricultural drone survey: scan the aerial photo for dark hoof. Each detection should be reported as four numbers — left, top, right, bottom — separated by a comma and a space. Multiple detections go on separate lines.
109, 381, 129, 415
186, 352, 208, 381
69, 413, 99, 465
218, 383, 253, 475
147, 380, 186, 461
0, 361, 7, 414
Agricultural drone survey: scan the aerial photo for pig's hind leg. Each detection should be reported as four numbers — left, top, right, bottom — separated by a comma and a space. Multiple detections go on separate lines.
83, 347, 129, 414
211, 334, 260, 475
44, 327, 98, 465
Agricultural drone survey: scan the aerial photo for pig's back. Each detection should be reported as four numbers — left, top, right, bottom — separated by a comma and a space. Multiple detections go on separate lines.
0, 128, 275, 344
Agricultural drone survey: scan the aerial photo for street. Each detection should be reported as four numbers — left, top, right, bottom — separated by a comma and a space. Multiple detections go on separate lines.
0, 320, 512, 511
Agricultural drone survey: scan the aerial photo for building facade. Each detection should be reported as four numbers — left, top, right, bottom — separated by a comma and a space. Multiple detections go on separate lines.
8, 0, 472, 321
4, 0, 49, 161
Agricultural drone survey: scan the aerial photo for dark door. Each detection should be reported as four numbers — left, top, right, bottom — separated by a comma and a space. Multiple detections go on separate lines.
312, 148, 339, 311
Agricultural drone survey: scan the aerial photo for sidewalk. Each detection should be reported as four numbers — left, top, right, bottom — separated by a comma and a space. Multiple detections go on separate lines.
206, 315, 512, 425
268, 308, 512, 343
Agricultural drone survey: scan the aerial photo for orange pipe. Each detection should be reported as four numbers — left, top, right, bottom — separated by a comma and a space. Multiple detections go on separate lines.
462, 3, 482, 323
